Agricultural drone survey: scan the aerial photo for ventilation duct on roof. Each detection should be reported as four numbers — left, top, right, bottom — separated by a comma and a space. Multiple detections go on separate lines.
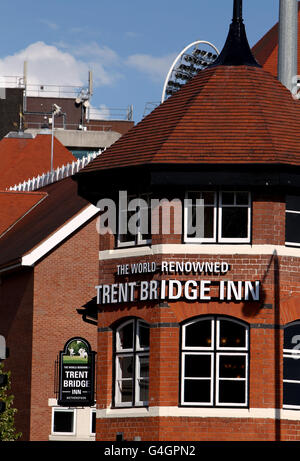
278, 0, 298, 92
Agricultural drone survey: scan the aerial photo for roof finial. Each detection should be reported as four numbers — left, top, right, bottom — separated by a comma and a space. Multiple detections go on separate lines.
233, 0, 243, 22
209, 0, 260, 68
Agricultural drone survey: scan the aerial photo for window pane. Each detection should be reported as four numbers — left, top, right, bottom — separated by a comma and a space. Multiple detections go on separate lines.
218, 380, 246, 404
286, 213, 300, 244
284, 356, 300, 381
283, 382, 300, 406
219, 355, 246, 379
218, 320, 246, 348
119, 356, 133, 379
184, 379, 211, 403
119, 208, 136, 244
203, 207, 214, 238
118, 380, 133, 403
139, 356, 149, 378
186, 193, 215, 239
221, 207, 248, 239
284, 323, 300, 350
202, 192, 215, 206
236, 192, 249, 205
118, 323, 134, 350
185, 319, 212, 348
138, 379, 149, 402
53, 411, 74, 433
140, 205, 151, 241
286, 195, 300, 212
222, 192, 235, 205
184, 355, 212, 378
138, 322, 150, 349
186, 199, 204, 238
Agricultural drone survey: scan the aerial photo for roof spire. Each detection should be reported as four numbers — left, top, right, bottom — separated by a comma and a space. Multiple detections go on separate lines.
209, 0, 260, 68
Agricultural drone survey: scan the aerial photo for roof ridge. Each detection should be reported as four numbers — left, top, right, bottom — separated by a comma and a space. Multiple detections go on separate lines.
0, 193, 48, 240
8, 149, 103, 192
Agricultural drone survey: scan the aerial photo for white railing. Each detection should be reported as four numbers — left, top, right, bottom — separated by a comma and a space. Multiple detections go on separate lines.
8, 150, 102, 192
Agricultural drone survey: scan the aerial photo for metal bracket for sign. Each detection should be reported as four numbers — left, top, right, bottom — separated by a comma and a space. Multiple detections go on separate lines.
57, 337, 96, 407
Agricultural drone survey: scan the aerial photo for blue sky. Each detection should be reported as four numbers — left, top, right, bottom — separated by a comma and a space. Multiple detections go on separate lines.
0, 0, 278, 123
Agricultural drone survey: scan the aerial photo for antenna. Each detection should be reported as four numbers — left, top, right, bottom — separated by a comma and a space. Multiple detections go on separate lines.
88, 70, 93, 97
23, 61, 27, 87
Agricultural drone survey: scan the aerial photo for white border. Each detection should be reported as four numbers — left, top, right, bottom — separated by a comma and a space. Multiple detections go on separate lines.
51, 407, 76, 436
96, 406, 300, 421
218, 191, 251, 243
99, 244, 300, 260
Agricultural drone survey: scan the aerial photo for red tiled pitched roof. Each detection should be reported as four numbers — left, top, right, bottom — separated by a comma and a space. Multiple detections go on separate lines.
0, 134, 75, 189
252, 3, 300, 77
0, 191, 47, 236
78, 64, 300, 173
0, 177, 92, 268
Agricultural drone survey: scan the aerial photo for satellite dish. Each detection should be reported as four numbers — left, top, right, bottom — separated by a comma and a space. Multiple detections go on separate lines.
75, 97, 82, 104
161, 40, 219, 103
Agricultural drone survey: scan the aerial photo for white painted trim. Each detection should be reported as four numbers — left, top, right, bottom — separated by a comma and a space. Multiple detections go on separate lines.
99, 244, 300, 260
22, 204, 99, 267
96, 406, 300, 421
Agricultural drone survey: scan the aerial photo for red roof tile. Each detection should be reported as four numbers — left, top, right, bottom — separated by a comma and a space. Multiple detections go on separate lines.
78, 64, 300, 172
0, 134, 75, 189
252, 4, 300, 77
0, 191, 47, 236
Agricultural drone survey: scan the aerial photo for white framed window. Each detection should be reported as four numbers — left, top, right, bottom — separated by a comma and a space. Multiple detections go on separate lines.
51, 408, 76, 435
184, 191, 251, 244
285, 195, 300, 247
181, 316, 249, 407
117, 194, 151, 248
218, 191, 251, 243
114, 319, 149, 407
283, 321, 300, 409
184, 192, 217, 243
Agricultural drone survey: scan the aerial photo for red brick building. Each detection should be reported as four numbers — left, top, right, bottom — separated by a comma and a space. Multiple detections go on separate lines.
73, 2, 300, 441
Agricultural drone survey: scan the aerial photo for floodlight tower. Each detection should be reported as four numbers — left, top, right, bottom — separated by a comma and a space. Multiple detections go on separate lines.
161, 40, 219, 103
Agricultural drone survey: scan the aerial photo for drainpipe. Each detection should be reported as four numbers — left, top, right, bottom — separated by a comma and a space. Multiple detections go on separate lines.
278, 0, 298, 92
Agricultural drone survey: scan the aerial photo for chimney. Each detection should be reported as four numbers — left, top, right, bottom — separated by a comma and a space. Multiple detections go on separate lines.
278, 0, 298, 92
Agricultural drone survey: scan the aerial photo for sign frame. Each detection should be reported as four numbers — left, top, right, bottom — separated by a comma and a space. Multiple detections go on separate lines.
58, 337, 96, 407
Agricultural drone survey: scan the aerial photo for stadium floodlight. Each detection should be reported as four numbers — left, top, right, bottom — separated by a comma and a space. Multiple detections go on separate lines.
161, 40, 219, 103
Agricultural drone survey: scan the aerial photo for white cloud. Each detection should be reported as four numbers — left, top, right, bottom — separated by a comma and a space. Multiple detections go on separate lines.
126, 53, 176, 83
0, 41, 121, 93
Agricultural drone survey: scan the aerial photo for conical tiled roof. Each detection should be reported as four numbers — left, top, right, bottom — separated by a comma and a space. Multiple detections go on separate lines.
75, 1, 300, 178
78, 64, 300, 173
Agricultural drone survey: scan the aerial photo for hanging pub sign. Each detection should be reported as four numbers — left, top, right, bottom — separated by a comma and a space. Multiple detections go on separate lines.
58, 337, 96, 407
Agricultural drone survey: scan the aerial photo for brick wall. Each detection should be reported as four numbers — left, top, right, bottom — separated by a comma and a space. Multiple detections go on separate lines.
29, 216, 99, 441
0, 268, 34, 440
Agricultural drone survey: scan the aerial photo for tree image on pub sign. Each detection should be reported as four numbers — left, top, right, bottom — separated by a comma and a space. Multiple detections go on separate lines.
63, 340, 89, 364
